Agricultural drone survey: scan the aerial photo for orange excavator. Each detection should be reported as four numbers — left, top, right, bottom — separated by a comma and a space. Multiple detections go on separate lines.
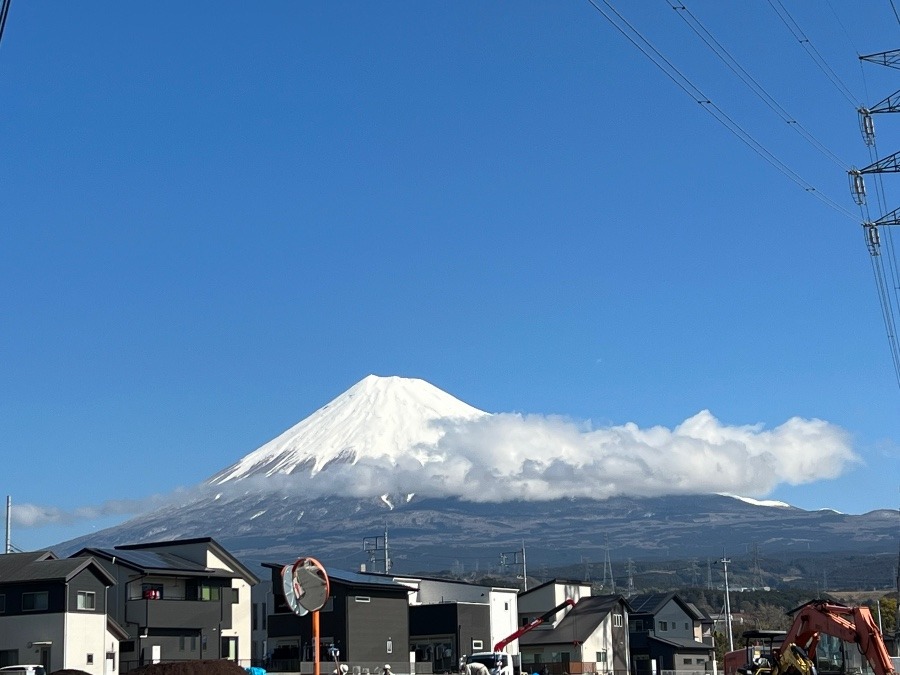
725, 600, 896, 675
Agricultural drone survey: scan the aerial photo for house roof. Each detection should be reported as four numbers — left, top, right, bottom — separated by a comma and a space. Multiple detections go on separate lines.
115, 537, 259, 585
0, 551, 116, 586
107, 616, 131, 641
76, 547, 235, 579
648, 635, 715, 653
263, 563, 410, 592
364, 571, 518, 592
520, 595, 625, 646
519, 578, 588, 598
628, 592, 702, 620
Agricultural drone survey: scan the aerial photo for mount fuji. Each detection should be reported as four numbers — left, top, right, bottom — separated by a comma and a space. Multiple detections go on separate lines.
53, 375, 898, 573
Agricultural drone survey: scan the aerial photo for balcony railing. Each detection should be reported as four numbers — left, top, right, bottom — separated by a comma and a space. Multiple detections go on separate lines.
125, 596, 232, 629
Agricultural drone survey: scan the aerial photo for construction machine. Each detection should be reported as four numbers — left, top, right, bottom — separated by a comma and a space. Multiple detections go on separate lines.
462, 599, 576, 675
724, 601, 896, 675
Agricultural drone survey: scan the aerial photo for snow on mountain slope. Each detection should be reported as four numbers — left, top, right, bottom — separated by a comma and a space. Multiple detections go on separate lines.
209, 374, 488, 484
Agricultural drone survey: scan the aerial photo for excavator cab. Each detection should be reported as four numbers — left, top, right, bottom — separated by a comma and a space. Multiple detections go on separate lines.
728, 629, 787, 675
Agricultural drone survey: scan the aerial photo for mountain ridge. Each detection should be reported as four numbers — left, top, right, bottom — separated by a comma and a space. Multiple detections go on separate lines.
48, 375, 897, 579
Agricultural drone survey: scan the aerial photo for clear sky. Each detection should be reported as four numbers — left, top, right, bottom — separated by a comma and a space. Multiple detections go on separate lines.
2, 2, 899, 553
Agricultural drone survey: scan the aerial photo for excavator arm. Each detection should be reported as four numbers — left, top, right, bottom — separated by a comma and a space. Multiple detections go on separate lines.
775, 601, 895, 675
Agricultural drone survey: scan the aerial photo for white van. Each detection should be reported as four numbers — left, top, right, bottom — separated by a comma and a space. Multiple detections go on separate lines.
0, 666, 48, 675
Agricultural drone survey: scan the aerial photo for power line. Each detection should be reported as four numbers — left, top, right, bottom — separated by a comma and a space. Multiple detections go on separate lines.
0, 0, 11, 49
665, 0, 850, 170
766, 0, 860, 107
585, 0, 858, 221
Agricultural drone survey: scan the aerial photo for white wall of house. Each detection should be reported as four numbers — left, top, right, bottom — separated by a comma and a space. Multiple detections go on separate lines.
223, 576, 253, 663
101, 629, 122, 675
489, 588, 519, 654
63, 612, 109, 675
580, 615, 614, 669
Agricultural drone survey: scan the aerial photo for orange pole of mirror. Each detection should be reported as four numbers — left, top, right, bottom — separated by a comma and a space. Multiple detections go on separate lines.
313, 609, 321, 675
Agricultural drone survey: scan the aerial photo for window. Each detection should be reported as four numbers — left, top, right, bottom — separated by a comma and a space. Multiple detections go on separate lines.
262, 602, 267, 630
596, 651, 608, 664
22, 591, 49, 611
198, 585, 220, 602
141, 583, 163, 600
120, 642, 135, 654
77, 591, 96, 610
613, 613, 623, 627
472, 640, 483, 651
179, 637, 186, 651
0, 650, 20, 667
252, 603, 258, 631
105, 651, 116, 670
86, 654, 94, 665
232, 588, 239, 604
0, 594, 5, 613
354, 596, 371, 603
658, 621, 668, 631
685, 622, 689, 630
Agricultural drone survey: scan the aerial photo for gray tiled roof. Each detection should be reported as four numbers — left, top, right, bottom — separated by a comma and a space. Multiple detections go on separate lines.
521, 595, 624, 646
0, 551, 114, 585
79, 547, 233, 577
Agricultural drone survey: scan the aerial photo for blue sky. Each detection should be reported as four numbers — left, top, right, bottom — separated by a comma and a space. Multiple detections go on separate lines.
2, 2, 899, 553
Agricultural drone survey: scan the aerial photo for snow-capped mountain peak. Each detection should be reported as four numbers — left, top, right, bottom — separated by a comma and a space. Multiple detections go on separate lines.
208, 375, 488, 484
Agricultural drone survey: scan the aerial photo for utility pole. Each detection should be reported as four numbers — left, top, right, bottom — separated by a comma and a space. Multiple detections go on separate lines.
718, 557, 734, 652
5, 496, 10, 554
363, 523, 392, 574
499, 541, 528, 590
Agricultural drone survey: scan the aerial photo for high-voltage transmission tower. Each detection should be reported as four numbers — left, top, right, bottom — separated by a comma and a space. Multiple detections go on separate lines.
850, 49, 900, 389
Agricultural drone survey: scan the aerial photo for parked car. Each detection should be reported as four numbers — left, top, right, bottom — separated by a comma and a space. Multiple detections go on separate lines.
0, 666, 48, 675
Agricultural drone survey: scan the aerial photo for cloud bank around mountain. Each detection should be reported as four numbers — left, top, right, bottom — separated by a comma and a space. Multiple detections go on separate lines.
219, 409, 858, 504
13, 409, 858, 527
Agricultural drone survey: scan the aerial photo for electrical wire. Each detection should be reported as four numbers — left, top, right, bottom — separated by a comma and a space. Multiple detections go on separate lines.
585, 0, 859, 222
665, 0, 850, 170
889, 0, 900, 28
0, 0, 11, 48
766, 0, 861, 108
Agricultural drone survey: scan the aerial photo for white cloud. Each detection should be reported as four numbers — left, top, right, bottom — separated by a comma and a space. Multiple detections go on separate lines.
11, 493, 176, 528
212, 410, 859, 504
12, 410, 859, 527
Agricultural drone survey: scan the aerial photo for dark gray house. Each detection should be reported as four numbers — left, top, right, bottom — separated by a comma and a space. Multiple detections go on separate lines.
0, 551, 124, 675
627, 593, 715, 675
264, 564, 411, 672
73, 537, 259, 672
409, 602, 492, 673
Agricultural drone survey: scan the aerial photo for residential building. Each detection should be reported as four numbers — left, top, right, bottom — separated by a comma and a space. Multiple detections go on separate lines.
519, 594, 630, 675
518, 579, 592, 629
627, 593, 716, 675
73, 537, 258, 672
380, 573, 519, 669
0, 551, 125, 675
264, 564, 411, 673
